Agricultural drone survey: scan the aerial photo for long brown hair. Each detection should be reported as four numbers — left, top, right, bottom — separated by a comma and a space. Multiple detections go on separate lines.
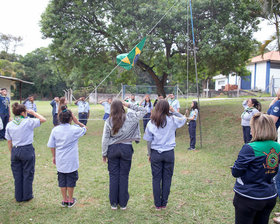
110, 100, 126, 135
58, 97, 67, 115
151, 100, 171, 128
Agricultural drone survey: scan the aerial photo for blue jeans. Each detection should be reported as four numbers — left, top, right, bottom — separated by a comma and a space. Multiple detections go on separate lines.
242, 126, 252, 144
188, 120, 196, 148
0, 113, 9, 139
143, 113, 151, 131
11, 144, 35, 202
107, 143, 133, 207
78, 113, 88, 125
150, 149, 174, 207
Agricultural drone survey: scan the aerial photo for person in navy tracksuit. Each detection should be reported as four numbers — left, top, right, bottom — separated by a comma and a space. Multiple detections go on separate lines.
232, 113, 280, 224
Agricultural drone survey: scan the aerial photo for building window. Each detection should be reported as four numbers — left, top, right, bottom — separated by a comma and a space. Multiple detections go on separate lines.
271, 63, 280, 69
218, 80, 225, 85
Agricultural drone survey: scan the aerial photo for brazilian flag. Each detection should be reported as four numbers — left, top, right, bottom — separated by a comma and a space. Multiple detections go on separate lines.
116, 37, 146, 70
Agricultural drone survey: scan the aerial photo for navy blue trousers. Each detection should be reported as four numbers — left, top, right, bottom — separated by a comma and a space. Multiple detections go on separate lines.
150, 149, 174, 207
11, 144, 35, 202
0, 113, 9, 140
242, 126, 252, 144
78, 113, 88, 125
53, 113, 59, 126
107, 143, 133, 207
188, 120, 196, 149
143, 113, 151, 131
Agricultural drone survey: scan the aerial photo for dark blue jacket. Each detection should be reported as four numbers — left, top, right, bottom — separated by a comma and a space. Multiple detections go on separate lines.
267, 100, 280, 130
232, 140, 280, 200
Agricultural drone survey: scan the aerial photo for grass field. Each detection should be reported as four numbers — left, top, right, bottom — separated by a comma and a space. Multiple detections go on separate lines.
0, 99, 279, 224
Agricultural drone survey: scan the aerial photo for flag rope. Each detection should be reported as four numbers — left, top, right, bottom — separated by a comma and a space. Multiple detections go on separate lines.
84, 1, 180, 101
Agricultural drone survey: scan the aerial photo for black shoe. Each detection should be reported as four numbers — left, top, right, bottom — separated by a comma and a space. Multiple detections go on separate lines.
61, 201, 68, 207
68, 198, 77, 208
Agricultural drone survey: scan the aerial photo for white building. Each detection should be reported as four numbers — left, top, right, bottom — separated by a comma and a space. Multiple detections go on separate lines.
213, 51, 280, 93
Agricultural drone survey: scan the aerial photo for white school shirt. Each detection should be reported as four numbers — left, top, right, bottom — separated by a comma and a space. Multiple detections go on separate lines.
47, 123, 87, 173
188, 109, 198, 121
141, 101, 153, 113
168, 99, 180, 112
101, 102, 111, 114
143, 112, 186, 152
5, 117, 41, 146
24, 100, 37, 112
77, 101, 90, 113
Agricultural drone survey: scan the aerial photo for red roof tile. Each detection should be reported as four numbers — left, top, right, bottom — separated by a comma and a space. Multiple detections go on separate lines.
250, 51, 280, 63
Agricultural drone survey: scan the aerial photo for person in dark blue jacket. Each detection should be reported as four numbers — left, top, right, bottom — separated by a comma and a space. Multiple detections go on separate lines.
232, 113, 280, 224
50, 97, 59, 126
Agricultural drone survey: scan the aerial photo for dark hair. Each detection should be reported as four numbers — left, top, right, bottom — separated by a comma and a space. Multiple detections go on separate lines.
1, 88, 7, 91
12, 102, 26, 116
144, 96, 152, 108
151, 100, 171, 128
191, 101, 199, 111
59, 105, 73, 124
110, 100, 126, 135
251, 99, 262, 112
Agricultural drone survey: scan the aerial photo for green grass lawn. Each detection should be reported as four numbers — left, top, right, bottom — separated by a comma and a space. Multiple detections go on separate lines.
0, 99, 279, 224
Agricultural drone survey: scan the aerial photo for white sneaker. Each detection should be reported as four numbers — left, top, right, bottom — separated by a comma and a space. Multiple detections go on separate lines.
111, 205, 117, 210
120, 207, 126, 210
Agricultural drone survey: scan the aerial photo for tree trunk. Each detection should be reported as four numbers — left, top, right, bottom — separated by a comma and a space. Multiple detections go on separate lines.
137, 60, 168, 97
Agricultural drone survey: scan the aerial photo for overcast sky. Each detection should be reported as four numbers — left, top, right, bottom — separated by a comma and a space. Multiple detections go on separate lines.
0, 0, 276, 56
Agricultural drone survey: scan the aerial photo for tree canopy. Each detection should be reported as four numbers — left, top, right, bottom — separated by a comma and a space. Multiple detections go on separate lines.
40, 0, 261, 96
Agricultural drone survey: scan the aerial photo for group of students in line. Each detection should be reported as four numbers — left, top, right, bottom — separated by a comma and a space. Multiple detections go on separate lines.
233, 94, 280, 224
1, 89, 200, 210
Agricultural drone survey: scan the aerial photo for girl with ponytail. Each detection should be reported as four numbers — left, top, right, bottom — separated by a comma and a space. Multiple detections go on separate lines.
5, 102, 46, 202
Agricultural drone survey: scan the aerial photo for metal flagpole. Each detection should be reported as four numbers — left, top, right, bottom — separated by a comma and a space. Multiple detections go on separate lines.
189, 0, 202, 148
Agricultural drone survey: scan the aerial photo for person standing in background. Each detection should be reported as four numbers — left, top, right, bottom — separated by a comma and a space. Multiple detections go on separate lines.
0, 88, 10, 141
166, 94, 180, 113
99, 98, 112, 121
140, 95, 153, 131
125, 94, 138, 113
50, 97, 60, 126
75, 97, 90, 126
241, 99, 261, 144
23, 95, 37, 118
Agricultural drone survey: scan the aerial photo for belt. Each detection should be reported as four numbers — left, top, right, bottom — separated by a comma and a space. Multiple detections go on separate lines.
13, 143, 33, 148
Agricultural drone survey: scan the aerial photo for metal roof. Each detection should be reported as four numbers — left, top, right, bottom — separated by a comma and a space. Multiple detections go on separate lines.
0, 75, 34, 85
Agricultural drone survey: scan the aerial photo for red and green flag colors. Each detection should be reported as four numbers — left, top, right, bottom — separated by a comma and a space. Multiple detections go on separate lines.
116, 37, 146, 70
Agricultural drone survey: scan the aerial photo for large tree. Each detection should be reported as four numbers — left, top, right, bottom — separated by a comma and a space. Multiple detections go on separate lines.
41, 0, 260, 96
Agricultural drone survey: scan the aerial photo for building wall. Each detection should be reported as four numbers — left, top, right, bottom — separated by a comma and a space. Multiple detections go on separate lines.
0, 79, 11, 98
214, 77, 228, 91
271, 68, 280, 79
254, 62, 267, 91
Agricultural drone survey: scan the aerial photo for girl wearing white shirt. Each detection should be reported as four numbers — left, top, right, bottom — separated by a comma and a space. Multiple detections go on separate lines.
143, 100, 186, 210
48, 106, 86, 208
140, 95, 153, 131
187, 101, 199, 150
5, 103, 46, 202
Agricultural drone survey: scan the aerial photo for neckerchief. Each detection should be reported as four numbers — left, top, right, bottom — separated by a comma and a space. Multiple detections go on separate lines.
13, 116, 25, 125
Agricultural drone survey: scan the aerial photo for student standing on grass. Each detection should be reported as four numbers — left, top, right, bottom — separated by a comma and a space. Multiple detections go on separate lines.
58, 97, 86, 128
47, 106, 87, 208
50, 97, 59, 126
99, 98, 112, 121
186, 101, 199, 150
75, 97, 90, 125
231, 113, 280, 224
0, 88, 10, 141
102, 100, 147, 210
23, 95, 37, 118
140, 95, 153, 131
166, 94, 180, 112
241, 99, 261, 144
143, 100, 186, 210
5, 103, 46, 202
125, 94, 138, 113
